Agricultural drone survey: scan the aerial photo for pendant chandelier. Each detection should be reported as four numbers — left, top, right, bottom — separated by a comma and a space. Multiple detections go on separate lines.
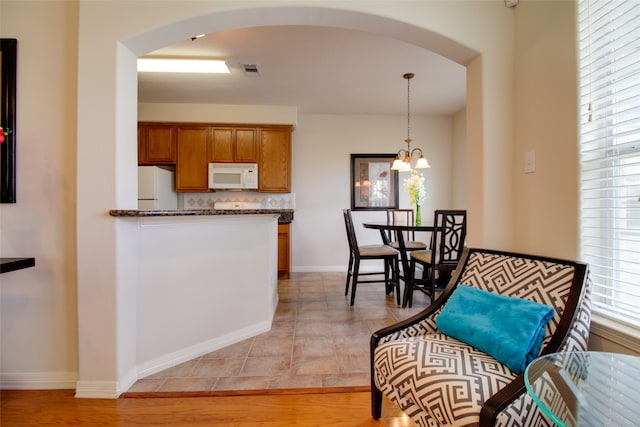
391, 73, 430, 172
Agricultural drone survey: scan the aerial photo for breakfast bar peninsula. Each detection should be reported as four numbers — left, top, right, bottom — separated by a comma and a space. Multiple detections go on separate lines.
109, 208, 292, 381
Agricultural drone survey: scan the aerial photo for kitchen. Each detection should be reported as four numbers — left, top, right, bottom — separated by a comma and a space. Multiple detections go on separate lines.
129, 122, 296, 279
107, 120, 298, 388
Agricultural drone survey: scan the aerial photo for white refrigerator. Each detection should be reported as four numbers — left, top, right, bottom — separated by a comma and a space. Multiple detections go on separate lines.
138, 166, 178, 209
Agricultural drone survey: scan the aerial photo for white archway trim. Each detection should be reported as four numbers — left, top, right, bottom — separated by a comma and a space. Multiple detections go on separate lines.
123, 6, 478, 64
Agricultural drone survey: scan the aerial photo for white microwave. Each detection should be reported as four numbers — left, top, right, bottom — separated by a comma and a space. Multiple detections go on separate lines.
208, 163, 258, 190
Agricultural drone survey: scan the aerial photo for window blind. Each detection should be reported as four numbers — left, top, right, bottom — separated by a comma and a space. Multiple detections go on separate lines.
578, 0, 640, 328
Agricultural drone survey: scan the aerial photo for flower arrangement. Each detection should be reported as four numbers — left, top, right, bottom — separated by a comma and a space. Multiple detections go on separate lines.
0, 126, 10, 144
403, 169, 427, 225
403, 169, 426, 206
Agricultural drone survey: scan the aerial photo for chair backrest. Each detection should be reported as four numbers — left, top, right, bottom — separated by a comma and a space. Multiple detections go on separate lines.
431, 210, 467, 267
386, 209, 416, 242
452, 248, 589, 351
343, 209, 358, 254
379, 247, 590, 359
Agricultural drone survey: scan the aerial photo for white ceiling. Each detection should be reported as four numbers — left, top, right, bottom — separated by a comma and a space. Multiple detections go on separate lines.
138, 25, 467, 116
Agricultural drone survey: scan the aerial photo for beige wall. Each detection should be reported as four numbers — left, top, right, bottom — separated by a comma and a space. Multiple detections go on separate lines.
513, 1, 579, 259
291, 113, 454, 271
0, 0, 79, 388
138, 102, 298, 125
452, 109, 468, 209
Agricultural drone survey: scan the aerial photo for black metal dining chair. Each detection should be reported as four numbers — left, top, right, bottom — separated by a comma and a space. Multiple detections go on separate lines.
343, 209, 401, 306
405, 209, 467, 307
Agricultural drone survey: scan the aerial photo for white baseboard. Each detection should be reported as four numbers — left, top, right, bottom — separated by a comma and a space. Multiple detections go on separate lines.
75, 380, 119, 398
293, 265, 344, 273
0, 371, 77, 390
3, 322, 276, 398
293, 265, 386, 273
135, 320, 273, 380
117, 367, 139, 397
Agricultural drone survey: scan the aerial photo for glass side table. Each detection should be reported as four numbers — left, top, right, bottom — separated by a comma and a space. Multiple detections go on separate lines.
525, 351, 640, 427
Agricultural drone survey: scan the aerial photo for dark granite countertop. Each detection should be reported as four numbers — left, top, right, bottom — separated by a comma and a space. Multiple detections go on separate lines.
109, 209, 294, 223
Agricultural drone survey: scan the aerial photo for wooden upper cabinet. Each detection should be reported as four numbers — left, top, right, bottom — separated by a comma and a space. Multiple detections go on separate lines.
234, 128, 258, 162
209, 128, 234, 162
258, 126, 292, 193
138, 124, 177, 165
141, 122, 292, 193
208, 127, 257, 163
176, 126, 210, 192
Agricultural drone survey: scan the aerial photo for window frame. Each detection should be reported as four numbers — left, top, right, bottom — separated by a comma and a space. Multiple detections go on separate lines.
577, 0, 640, 333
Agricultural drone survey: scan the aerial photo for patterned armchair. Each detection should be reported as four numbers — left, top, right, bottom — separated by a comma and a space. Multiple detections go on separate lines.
371, 248, 592, 426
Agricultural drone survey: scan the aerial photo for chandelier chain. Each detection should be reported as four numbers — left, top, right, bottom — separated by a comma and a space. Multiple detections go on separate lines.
404, 72, 414, 145
407, 74, 411, 142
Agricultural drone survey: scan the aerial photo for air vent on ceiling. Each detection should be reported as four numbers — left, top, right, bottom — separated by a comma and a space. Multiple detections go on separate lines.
242, 63, 260, 76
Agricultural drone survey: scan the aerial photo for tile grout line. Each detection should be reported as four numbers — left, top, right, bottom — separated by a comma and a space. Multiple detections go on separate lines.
238, 336, 255, 378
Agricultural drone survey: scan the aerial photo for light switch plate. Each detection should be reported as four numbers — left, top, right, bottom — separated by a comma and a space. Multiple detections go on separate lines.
524, 150, 536, 174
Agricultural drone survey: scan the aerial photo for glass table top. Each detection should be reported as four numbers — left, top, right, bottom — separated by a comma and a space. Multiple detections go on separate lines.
525, 351, 640, 427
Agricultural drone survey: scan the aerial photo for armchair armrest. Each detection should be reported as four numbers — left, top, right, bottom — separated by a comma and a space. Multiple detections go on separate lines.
370, 256, 465, 348
479, 265, 589, 426
479, 375, 526, 426
370, 250, 468, 420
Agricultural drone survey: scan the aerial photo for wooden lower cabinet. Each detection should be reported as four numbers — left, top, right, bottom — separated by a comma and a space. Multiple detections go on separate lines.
278, 223, 291, 279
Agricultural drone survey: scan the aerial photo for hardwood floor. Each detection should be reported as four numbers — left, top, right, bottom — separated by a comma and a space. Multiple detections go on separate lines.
0, 389, 418, 426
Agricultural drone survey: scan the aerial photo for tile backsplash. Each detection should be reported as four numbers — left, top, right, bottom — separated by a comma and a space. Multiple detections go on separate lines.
180, 191, 295, 210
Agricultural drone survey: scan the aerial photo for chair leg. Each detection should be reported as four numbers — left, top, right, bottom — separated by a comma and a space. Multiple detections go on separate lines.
384, 259, 392, 295
350, 258, 360, 306
344, 253, 353, 296
404, 258, 416, 308
430, 268, 437, 303
371, 383, 383, 419
392, 257, 400, 305
438, 271, 452, 288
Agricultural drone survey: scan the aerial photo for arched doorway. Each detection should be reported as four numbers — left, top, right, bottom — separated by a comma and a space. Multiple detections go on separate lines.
76, 3, 483, 397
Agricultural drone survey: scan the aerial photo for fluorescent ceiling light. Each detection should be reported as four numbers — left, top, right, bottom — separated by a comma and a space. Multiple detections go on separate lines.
137, 58, 230, 74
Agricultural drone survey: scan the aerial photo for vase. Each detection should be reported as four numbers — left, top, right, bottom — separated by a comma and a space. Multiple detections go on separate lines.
415, 203, 422, 226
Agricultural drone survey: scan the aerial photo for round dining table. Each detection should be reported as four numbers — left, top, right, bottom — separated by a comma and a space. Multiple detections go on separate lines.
362, 222, 438, 307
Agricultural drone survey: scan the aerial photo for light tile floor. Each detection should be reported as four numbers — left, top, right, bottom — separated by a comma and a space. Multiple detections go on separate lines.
127, 272, 432, 393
